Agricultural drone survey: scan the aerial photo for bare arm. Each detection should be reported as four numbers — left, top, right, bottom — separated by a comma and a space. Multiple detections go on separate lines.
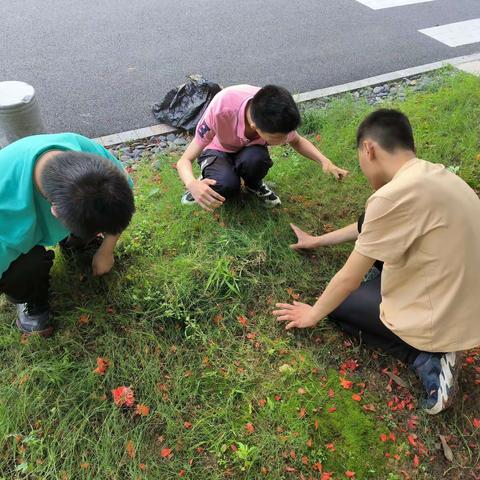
176, 140, 225, 211
288, 135, 349, 179
290, 222, 359, 250
92, 233, 121, 276
273, 251, 375, 329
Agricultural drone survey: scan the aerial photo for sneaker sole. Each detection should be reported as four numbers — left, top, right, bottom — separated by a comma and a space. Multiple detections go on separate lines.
424, 352, 460, 415
16, 318, 54, 338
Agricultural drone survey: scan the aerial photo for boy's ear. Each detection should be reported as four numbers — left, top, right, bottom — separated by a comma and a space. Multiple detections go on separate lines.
51, 204, 59, 218
363, 140, 376, 162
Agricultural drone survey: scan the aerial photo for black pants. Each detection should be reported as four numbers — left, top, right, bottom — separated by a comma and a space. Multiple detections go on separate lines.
0, 246, 55, 305
329, 214, 422, 366
329, 275, 421, 366
198, 145, 273, 199
0, 235, 101, 306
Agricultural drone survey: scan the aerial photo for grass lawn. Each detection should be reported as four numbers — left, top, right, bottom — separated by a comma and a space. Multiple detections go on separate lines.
1, 69, 479, 480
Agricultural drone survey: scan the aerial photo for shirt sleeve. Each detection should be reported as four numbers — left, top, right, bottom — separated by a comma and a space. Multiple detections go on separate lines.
354, 195, 417, 264
194, 105, 216, 149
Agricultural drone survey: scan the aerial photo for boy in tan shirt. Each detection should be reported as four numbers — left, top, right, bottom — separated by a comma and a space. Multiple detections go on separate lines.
274, 109, 480, 414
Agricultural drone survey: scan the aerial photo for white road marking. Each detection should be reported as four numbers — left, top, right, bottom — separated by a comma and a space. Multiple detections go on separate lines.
355, 0, 435, 10
419, 18, 480, 47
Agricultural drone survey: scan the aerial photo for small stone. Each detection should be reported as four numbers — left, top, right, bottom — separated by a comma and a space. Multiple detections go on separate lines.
159, 141, 167, 148
174, 137, 187, 146
136, 145, 145, 150
389, 87, 397, 94
373, 86, 383, 94
166, 133, 176, 142
353, 91, 360, 99
120, 155, 130, 162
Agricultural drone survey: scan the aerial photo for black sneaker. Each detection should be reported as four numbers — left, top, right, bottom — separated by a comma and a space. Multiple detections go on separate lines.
413, 352, 460, 415
181, 191, 196, 205
16, 303, 53, 337
246, 182, 281, 207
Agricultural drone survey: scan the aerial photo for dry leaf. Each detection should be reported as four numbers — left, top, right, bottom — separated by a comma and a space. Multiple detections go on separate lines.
439, 435, 453, 462
126, 440, 136, 459
385, 370, 409, 389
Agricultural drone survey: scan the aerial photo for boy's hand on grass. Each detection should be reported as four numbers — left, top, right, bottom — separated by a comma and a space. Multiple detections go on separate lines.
92, 250, 115, 276
290, 224, 320, 251
273, 301, 319, 330
324, 162, 349, 180
188, 178, 225, 211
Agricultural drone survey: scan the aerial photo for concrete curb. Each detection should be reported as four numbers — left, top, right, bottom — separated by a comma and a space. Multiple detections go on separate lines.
94, 52, 480, 148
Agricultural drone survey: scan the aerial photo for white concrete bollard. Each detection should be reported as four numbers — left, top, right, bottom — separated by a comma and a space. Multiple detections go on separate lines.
0, 81, 46, 147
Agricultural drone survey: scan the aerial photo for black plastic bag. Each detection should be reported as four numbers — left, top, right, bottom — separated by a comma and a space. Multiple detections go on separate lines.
152, 75, 222, 134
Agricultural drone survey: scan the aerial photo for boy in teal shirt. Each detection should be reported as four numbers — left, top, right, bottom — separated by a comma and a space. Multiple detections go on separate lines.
0, 133, 135, 336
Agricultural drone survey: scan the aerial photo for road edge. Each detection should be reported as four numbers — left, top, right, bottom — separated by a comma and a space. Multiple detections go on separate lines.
94, 52, 480, 147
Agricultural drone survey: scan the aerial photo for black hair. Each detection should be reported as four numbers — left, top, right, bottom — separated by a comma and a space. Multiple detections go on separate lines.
356, 109, 415, 153
41, 151, 135, 239
250, 85, 301, 134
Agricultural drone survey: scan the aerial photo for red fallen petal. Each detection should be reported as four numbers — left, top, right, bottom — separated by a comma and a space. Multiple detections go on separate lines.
326, 443, 335, 451
299, 407, 306, 418
328, 389, 335, 398
314, 419, 319, 430
112, 386, 135, 407
315, 134, 322, 142
245, 422, 255, 434
321, 474, 333, 480
328, 407, 337, 413
407, 434, 417, 447
352, 394, 362, 402
380, 434, 388, 442
284, 466, 297, 473
389, 432, 396, 442
340, 378, 353, 389
413, 454, 420, 468
274, 394, 282, 401
178, 470, 186, 477
465, 356, 474, 364
473, 418, 480, 429
237, 315, 248, 326
183, 421, 192, 429
345, 471, 356, 478
160, 447, 172, 458
93, 357, 109, 375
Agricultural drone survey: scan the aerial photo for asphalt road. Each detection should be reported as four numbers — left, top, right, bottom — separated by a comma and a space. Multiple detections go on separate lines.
1, 0, 480, 138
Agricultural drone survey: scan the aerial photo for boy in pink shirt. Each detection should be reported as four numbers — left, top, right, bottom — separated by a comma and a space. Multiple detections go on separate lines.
177, 85, 348, 210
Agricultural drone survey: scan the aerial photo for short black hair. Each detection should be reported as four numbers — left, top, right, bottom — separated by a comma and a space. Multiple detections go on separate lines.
250, 85, 301, 134
356, 109, 415, 153
41, 151, 135, 239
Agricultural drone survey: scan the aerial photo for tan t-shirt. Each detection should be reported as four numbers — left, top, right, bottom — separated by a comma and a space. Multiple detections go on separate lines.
355, 158, 480, 352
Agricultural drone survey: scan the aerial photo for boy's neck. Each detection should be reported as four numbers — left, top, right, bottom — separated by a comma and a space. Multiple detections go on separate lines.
383, 151, 416, 180
34, 150, 62, 198
244, 103, 259, 140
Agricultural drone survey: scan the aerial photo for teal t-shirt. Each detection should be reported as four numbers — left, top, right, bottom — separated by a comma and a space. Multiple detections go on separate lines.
0, 133, 133, 277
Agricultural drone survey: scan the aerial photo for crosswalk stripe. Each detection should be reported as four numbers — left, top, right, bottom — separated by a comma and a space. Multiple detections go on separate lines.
419, 18, 480, 47
355, 0, 435, 9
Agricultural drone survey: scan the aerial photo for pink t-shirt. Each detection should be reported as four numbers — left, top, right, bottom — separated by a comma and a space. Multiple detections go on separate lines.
194, 85, 298, 153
